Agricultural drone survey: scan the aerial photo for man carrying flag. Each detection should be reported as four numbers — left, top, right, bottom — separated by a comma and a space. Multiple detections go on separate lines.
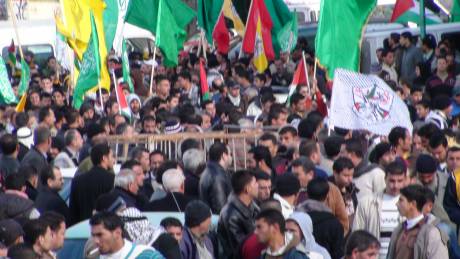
241, 0, 275, 73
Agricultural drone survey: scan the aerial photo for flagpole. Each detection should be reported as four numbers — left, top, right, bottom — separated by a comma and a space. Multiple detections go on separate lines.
148, 46, 157, 96
313, 58, 317, 80
7, 0, 24, 60
302, 51, 310, 96
112, 70, 122, 115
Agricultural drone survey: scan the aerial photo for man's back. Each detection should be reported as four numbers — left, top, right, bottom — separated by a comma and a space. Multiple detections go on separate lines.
21, 147, 48, 173
309, 210, 344, 259
199, 161, 231, 214
69, 166, 114, 224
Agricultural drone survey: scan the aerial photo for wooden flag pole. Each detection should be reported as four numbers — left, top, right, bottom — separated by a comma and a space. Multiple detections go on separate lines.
302, 51, 310, 96
148, 46, 157, 96
7, 0, 24, 60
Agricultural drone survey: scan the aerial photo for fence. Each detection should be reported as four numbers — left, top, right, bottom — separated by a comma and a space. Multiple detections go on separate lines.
105, 131, 264, 171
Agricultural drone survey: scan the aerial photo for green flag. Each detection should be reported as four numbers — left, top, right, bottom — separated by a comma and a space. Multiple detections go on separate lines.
197, 0, 224, 43
103, 0, 119, 51
73, 12, 101, 109
315, 0, 377, 79
122, 39, 134, 93
277, 12, 298, 53
264, 0, 294, 55
0, 58, 17, 104
125, 0, 196, 67
18, 58, 30, 97
452, 0, 460, 22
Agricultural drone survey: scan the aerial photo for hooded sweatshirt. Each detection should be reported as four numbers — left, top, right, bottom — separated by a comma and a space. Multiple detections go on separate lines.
288, 212, 331, 259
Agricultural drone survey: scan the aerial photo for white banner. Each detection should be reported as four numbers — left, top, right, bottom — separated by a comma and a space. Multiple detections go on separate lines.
329, 69, 413, 136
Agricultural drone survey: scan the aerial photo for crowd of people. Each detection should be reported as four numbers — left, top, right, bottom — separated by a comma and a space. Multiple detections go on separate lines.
0, 28, 459, 259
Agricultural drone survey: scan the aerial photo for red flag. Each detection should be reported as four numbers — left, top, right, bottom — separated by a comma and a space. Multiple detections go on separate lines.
241, 0, 275, 60
199, 59, 210, 101
390, 0, 415, 22
213, 13, 230, 54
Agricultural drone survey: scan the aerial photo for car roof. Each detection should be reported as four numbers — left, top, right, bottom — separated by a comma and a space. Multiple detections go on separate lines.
66, 212, 219, 239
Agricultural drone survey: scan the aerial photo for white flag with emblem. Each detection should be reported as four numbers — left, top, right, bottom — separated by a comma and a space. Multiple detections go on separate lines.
329, 69, 413, 136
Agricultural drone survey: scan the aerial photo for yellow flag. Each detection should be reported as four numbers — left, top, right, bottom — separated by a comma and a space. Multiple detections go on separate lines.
222, 0, 245, 37
58, 0, 92, 60
253, 18, 268, 73
15, 92, 27, 112
89, 0, 110, 91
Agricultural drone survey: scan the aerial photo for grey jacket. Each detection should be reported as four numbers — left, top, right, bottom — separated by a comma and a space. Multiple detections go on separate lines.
386, 216, 449, 259
400, 44, 423, 83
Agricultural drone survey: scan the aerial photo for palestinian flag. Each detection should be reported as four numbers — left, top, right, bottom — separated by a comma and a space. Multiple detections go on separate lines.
242, 0, 275, 73
115, 83, 131, 118
288, 54, 308, 100
199, 59, 210, 101
391, 0, 442, 24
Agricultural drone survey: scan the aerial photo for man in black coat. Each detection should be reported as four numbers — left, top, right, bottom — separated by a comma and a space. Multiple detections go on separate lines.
20, 126, 51, 175
218, 170, 260, 258
35, 165, 70, 224
0, 134, 20, 181
144, 168, 192, 212
69, 143, 115, 225
297, 178, 344, 259
199, 142, 232, 214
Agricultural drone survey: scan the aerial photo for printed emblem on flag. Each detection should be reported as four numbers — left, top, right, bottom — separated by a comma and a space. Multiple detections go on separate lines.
352, 83, 393, 122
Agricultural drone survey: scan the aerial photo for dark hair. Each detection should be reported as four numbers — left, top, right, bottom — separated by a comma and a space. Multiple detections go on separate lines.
416, 99, 431, 109
324, 136, 344, 158
33, 126, 51, 146
290, 93, 305, 106
422, 186, 436, 203
89, 211, 124, 231
0, 133, 18, 155
381, 48, 394, 58
268, 104, 288, 126
40, 211, 65, 231
400, 185, 427, 211
388, 126, 407, 147
255, 209, 286, 233
279, 126, 297, 137
150, 150, 166, 159
121, 159, 142, 170
156, 160, 180, 184
23, 219, 49, 245
345, 230, 380, 256
254, 169, 271, 181
90, 143, 111, 165
299, 140, 319, 158
385, 160, 407, 177
344, 138, 364, 158
65, 110, 80, 125
180, 139, 201, 157
7, 243, 39, 259
209, 142, 228, 162
307, 178, 330, 201
160, 217, 183, 229
5, 173, 26, 191
429, 131, 448, 149
232, 170, 255, 195
155, 75, 169, 85
291, 158, 315, 174
255, 73, 266, 83
40, 165, 58, 186
333, 157, 354, 174
128, 146, 149, 161
259, 132, 277, 146
15, 112, 29, 128
249, 146, 272, 168
18, 165, 38, 182
418, 124, 440, 140
178, 70, 191, 81
448, 146, 460, 155
38, 107, 52, 123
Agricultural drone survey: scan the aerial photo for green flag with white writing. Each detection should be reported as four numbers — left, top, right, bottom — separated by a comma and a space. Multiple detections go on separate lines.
277, 12, 298, 53
0, 57, 17, 104
73, 12, 101, 109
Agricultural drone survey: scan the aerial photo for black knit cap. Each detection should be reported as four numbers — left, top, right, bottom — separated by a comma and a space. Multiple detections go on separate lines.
184, 200, 212, 228
369, 142, 392, 164
276, 173, 300, 197
416, 154, 438, 174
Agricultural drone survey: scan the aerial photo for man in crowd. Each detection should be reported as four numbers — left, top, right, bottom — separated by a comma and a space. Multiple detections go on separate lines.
199, 142, 232, 214
21, 126, 51, 174
22, 218, 54, 258
218, 170, 260, 257
0, 134, 20, 180
40, 212, 66, 258
399, 31, 423, 84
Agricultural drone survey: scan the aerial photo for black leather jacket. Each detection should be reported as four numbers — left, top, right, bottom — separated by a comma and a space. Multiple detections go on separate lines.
217, 194, 260, 259
199, 161, 231, 214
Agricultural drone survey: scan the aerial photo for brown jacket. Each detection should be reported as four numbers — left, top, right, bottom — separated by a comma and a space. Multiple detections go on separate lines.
325, 183, 349, 235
